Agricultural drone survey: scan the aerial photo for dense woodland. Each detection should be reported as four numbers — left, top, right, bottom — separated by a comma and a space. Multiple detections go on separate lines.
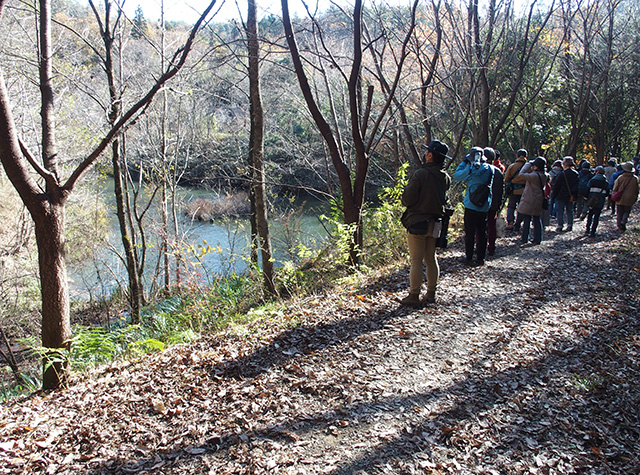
1, 0, 640, 392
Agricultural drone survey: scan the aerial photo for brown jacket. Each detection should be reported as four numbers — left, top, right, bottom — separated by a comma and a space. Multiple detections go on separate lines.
613, 172, 639, 207
504, 157, 527, 196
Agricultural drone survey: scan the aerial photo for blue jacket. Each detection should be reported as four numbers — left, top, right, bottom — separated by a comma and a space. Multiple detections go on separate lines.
609, 170, 623, 188
453, 161, 493, 212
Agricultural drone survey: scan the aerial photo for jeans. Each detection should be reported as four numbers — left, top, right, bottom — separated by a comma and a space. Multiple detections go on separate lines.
586, 208, 602, 235
556, 199, 574, 229
506, 194, 521, 224
407, 232, 439, 295
521, 214, 542, 244
464, 208, 488, 262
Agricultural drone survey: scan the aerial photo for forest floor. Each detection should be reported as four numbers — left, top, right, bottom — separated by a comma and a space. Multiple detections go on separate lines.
1, 208, 639, 475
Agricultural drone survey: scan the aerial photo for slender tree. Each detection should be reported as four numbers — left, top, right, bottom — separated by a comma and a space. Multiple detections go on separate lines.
247, 0, 275, 294
0, 0, 219, 389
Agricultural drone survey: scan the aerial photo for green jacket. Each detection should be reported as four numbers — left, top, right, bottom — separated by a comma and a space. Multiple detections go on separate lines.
401, 163, 451, 228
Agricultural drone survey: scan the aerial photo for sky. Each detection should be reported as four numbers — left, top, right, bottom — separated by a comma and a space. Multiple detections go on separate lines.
120, 0, 312, 24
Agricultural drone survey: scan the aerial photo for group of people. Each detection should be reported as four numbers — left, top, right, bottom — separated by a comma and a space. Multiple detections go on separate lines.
399, 141, 640, 307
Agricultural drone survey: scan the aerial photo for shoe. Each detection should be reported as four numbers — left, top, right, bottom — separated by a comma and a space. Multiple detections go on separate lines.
474, 259, 485, 266
487, 249, 495, 256
423, 291, 436, 304
555, 227, 562, 232
400, 293, 421, 307
584, 230, 590, 236
565, 226, 572, 232
531, 241, 541, 245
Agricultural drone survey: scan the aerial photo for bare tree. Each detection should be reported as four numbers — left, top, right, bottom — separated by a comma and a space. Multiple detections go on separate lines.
247, 0, 275, 295
0, 0, 219, 389
281, 0, 418, 265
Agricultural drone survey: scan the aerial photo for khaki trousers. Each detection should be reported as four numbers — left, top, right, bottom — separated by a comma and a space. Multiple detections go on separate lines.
406, 231, 439, 296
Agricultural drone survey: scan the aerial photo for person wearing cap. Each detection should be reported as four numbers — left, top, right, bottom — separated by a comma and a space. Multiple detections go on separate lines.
576, 160, 594, 220
511, 157, 548, 245
612, 162, 639, 232
504, 149, 528, 230
454, 146, 494, 266
400, 140, 451, 306
492, 149, 506, 173
583, 166, 609, 237
483, 147, 504, 256
604, 158, 618, 213
551, 156, 579, 232
548, 160, 563, 218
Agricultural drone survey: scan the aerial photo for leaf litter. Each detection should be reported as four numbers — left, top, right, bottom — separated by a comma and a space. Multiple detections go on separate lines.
1, 213, 639, 474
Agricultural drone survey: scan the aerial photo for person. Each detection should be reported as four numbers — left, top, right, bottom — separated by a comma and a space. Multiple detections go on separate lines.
612, 162, 640, 232
609, 164, 625, 215
504, 149, 527, 230
399, 140, 451, 306
548, 160, 563, 218
584, 166, 609, 237
485, 148, 504, 256
604, 158, 618, 214
551, 156, 579, 232
454, 146, 494, 266
512, 157, 548, 245
633, 156, 640, 176
492, 149, 506, 173
576, 160, 594, 219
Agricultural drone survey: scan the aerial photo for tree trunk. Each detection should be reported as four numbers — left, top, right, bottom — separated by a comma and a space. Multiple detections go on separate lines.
248, 0, 275, 295
34, 202, 72, 389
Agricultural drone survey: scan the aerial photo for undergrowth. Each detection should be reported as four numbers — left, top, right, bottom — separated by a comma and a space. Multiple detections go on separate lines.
1, 170, 465, 400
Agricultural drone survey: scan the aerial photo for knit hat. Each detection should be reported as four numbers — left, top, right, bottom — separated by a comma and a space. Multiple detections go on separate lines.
580, 161, 590, 169
621, 162, 634, 172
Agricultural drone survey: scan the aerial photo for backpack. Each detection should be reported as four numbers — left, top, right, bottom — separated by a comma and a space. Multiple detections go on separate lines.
578, 171, 593, 196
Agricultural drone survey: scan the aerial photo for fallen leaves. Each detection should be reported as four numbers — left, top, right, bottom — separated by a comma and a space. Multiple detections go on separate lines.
1, 219, 640, 474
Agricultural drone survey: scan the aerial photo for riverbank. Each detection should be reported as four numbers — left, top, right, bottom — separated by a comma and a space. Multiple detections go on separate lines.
1, 206, 638, 474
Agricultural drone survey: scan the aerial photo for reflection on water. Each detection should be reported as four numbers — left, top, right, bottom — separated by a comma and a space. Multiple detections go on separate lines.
67, 179, 330, 300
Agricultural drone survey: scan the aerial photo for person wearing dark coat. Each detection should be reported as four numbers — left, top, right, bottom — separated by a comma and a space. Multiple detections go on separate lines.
400, 140, 451, 306
485, 148, 504, 256
551, 156, 579, 232
584, 166, 609, 237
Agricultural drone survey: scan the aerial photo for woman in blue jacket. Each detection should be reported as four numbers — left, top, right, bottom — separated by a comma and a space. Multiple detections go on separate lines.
453, 147, 494, 266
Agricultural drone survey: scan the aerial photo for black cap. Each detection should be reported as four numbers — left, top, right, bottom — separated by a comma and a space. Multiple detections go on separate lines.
426, 140, 449, 158
533, 157, 547, 170
483, 147, 495, 162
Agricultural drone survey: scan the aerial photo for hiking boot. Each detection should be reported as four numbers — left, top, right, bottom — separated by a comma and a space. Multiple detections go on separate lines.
423, 290, 436, 304
565, 226, 572, 232
400, 293, 421, 307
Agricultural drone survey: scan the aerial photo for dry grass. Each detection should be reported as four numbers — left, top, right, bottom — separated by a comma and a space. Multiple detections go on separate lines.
184, 192, 250, 222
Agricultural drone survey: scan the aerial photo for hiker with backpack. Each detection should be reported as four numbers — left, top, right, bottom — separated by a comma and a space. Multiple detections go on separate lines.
399, 140, 452, 306
577, 160, 594, 220
504, 149, 528, 230
612, 162, 640, 232
583, 166, 609, 237
551, 156, 579, 233
454, 146, 494, 266
485, 148, 504, 256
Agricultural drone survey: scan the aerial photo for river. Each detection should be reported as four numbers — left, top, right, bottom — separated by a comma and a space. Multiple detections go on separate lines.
66, 179, 330, 300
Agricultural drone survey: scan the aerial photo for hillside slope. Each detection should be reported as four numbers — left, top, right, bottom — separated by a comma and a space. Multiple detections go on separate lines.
1, 211, 639, 474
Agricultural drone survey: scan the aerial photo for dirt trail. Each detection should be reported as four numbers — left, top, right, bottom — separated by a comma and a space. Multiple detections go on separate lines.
1, 211, 639, 474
